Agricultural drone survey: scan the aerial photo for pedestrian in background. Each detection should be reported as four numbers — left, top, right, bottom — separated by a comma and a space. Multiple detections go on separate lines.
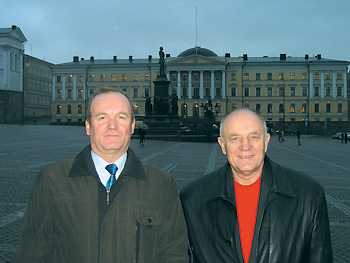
295, 130, 301, 146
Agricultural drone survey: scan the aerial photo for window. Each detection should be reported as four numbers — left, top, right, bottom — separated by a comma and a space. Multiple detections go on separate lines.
182, 73, 188, 81
290, 87, 296, 96
193, 103, 199, 117
231, 87, 237, 97
314, 103, 320, 113
290, 103, 295, 113
337, 103, 343, 113
314, 87, 319, 97
325, 87, 331, 97
244, 87, 250, 97
279, 73, 284, 80
67, 105, 72, 115
100, 75, 105, 82
133, 87, 139, 97
215, 73, 221, 81
231, 72, 236, 81
78, 75, 83, 82
122, 74, 127, 81
267, 87, 273, 97
56, 105, 62, 114
204, 72, 210, 81
255, 87, 261, 97
133, 74, 138, 81
244, 73, 249, 80
279, 104, 284, 113
279, 87, 285, 97
302, 103, 307, 113
256, 73, 260, 81
232, 103, 237, 111
325, 72, 330, 80
145, 74, 150, 81
171, 73, 177, 81
326, 103, 331, 113
111, 75, 116, 81
290, 73, 295, 80
337, 87, 342, 96
313, 72, 319, 80
302, 72, 307, 80
78, 89, 83, 98
144, 87, 150, 97
193, 73, 199, 81
122, 87, 128, 94
215, 87, 221, 97
267, 104, 273, 113
89, 75, 94, 82
302, 87, 308, 96
67, 89, 72, 99
56, 89, 62, 99
267, 73, 272, 80
57, 75, 61, 83
255, 104, 261, 113
78, 105, 83, 114
67, 75, 73, 82
337, 72, 342, 80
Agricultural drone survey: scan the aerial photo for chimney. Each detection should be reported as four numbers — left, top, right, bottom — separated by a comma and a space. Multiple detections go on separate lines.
243, 54, 248, 61
225, 53, 231, 58
166, 54, 170, 58
73, 56, 79, 62
81, 58, 85, 61
305, 54, 309, 60
317, 54, 321, 59
148, 55, 152, 61
90, 56, 94, 62
113, 56, 117, 62
280, 54, 286, 60
129, 55, 133, 61
12, 25, 17, 31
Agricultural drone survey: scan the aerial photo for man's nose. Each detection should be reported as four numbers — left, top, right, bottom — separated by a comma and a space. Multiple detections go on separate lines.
108, 119, 118, 129
239, 138, 252, 150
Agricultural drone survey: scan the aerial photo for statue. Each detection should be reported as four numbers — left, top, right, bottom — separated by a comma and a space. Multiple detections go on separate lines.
159, 46, 165, 76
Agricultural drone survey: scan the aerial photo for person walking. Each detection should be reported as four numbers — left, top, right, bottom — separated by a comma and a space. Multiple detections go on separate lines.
295, 130, 301, 146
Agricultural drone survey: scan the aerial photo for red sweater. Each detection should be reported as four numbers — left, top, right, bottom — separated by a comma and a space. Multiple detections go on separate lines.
234, 176, 261, 263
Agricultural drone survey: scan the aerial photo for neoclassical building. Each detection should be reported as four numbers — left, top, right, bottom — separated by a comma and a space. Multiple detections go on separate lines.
50, 47, 349, 133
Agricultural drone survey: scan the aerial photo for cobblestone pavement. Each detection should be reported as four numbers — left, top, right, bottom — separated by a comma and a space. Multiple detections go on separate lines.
0, 124, 349, 262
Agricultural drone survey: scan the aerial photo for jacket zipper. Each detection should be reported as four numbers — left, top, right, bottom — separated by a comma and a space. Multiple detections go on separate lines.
106, 189, 110, 207
135, 221, 140, 263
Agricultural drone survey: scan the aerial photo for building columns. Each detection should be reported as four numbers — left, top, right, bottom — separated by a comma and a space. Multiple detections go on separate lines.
211, 71, 215, 99
332, 71, 337, 98
222, 70, 226, 99
309, 71, 314, 98
200, 71, 204, 99
177, 71, 181, 99
188, 71, 192, 99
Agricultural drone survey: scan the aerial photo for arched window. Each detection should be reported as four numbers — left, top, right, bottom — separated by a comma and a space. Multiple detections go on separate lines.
56, 105, 62, 114
337, 103, 343, 113
326, 103, 331, 113
290, 103, 295, 113
302, 103, 307, 113
244, 103, 249, 109
255, 104, 261, 113
267, 104, 273, 113
193, 103, 199, 117
279, 104, 284, 113
314, 103, 320, 113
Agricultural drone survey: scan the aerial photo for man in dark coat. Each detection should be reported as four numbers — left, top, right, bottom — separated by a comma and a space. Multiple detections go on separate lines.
180, 108, 332, 263
16, 87, 188, 263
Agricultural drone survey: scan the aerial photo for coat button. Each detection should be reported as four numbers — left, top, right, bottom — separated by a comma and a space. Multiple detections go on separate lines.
225, 239, 232, 246
147, 218, 152, 223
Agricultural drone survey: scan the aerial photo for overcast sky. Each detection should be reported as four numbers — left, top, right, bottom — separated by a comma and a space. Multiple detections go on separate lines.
2, 0, 350, 65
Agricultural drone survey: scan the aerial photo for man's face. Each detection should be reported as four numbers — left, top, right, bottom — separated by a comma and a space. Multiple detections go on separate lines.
85, 92, 135, 162
218, 111, 270, 185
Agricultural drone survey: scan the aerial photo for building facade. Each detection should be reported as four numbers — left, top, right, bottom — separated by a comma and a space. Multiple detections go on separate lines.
23, 54, 53, 122
0, 25, 26, 124
50, 47, 349, 134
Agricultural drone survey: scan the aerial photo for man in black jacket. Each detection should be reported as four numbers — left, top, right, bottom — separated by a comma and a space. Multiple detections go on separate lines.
180, 108, 332, 263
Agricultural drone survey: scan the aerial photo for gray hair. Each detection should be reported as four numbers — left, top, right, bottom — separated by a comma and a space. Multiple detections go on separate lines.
219, 108, 267, 144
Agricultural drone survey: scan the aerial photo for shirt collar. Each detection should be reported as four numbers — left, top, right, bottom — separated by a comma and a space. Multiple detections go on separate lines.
91, 151, 127, 186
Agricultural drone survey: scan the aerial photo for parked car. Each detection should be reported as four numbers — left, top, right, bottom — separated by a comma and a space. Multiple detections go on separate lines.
276, 129, 295, 135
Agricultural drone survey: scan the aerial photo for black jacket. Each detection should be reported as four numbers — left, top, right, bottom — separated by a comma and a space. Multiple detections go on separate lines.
180, 155, 333, 263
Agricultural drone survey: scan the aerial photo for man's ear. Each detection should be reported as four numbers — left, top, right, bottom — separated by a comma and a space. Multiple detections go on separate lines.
218, 137, 227, 155
85, 120, 90, 136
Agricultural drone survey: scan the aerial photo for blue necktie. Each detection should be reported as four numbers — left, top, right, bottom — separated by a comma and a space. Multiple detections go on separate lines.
105, 164, 118, 191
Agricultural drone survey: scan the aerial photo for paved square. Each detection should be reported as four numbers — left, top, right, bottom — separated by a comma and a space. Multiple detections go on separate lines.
0, 124, 349, 262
